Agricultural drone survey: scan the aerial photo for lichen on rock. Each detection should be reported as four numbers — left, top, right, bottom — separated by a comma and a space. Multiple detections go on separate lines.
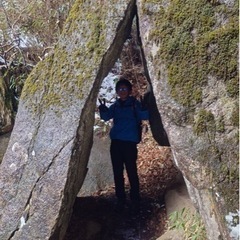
137, 0, 239, 239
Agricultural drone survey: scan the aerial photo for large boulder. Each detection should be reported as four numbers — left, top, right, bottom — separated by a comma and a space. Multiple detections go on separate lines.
137, 0, 238, 239
0, 0, 136, 239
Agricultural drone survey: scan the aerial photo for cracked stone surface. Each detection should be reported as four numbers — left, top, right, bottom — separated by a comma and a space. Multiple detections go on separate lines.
0, 0, 136, 239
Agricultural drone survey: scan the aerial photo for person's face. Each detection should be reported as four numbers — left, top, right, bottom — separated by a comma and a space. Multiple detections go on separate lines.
117, 84, 131, 101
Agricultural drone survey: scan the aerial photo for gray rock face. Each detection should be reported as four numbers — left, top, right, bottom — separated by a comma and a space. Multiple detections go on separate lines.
0, 0, 136, 239
137, 0, 238, 239
79, 135, 113, 196
0, 0, 238, 240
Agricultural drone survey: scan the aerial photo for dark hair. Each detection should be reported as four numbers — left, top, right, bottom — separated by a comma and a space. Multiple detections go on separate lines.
115, 77, 132, 92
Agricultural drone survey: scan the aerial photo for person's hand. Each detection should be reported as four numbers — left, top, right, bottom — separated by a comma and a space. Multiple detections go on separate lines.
140, 96, 148, 111
98, 98, 108, 112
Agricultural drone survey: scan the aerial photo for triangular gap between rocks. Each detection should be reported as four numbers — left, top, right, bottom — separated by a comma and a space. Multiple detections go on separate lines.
65, 8, 182, 240
78, 5, 178, 199
78, 2, 182, 212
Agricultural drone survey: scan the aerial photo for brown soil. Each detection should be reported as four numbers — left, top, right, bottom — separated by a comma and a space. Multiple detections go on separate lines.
64, 131, 179, 240
64, 190, 166, 240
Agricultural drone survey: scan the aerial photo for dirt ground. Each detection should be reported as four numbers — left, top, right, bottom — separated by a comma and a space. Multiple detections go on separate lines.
65, 132, 179, 240
65, 188, 167, 240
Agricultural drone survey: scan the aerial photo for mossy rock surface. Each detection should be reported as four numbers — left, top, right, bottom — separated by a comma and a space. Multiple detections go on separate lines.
144, 0, 238, 108
22, 0, 134, 113
138, 1, 239, 238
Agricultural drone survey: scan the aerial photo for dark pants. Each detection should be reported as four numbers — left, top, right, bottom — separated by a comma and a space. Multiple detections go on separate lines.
110, 140, 140, 202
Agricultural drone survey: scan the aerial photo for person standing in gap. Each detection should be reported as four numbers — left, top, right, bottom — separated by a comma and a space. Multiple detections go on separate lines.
98, 77, 149, 214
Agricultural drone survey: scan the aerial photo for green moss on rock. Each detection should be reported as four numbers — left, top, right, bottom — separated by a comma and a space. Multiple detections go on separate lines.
146, 0, 238, 107
141, 0, 239, 227
216, 116, 225, 133
21, 0, 110, 111
193, 109, 215, 136
230, 103, 239, 126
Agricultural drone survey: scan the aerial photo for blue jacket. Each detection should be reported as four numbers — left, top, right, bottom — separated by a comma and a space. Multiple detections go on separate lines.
99, 96, 149, 143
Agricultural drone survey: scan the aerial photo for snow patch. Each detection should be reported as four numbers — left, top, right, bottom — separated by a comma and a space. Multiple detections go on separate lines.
98, 72, 119, 106
225, 211, 239, 239
20, 216, 26, 229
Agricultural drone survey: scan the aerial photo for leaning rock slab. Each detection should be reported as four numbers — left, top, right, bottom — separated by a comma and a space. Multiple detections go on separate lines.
0, 0, 136, 239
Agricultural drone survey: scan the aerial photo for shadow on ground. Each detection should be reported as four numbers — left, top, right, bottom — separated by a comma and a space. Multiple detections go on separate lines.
64, 191, 167, 240
64, 133, 179, 240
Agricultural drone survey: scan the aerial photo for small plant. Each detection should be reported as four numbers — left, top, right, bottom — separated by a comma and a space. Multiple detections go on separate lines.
168, 207, 207, 240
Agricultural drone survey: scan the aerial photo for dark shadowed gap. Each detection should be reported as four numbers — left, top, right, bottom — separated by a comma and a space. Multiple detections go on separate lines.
135, 9, 170, 147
